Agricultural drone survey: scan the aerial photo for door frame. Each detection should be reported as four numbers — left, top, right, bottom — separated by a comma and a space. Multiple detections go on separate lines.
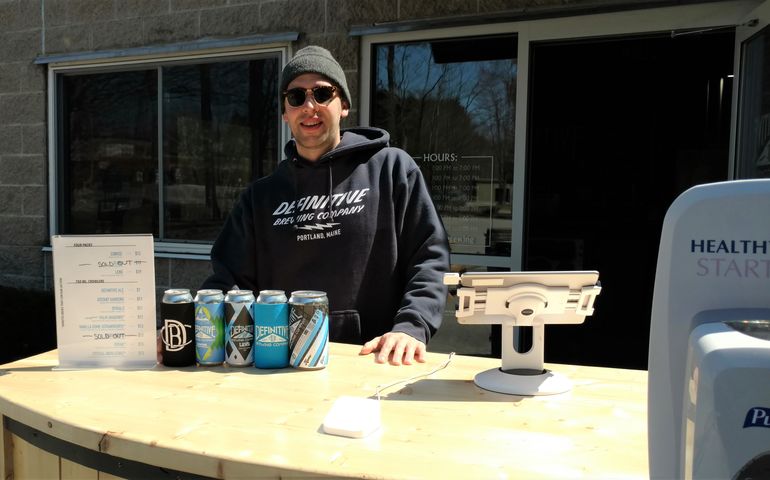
730, 0, 770, 177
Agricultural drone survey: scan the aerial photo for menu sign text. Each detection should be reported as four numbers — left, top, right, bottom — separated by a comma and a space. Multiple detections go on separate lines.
52, 235, 156, 368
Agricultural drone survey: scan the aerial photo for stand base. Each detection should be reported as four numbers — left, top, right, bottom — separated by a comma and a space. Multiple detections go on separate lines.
474, 368, 572, 396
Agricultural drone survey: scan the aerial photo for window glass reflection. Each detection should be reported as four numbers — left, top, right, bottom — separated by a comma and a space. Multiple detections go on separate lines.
61, 70, 158, 235
58, 56, 281, 243
371, 36, 517, 256
737, 27, 770, 178
163, 58, 279, 242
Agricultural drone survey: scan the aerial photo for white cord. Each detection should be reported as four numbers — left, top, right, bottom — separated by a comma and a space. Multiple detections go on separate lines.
374, 352, 455, 400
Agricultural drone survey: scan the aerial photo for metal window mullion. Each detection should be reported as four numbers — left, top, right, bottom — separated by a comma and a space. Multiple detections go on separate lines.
510, 29, 529, 272
157, 66, 165, 241
47, 69, 59, 237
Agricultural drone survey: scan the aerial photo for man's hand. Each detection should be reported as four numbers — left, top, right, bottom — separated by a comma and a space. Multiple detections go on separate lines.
359, 332, 426, 365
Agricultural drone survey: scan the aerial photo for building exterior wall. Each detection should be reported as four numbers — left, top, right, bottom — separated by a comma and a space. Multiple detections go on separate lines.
0, 0, 738, 296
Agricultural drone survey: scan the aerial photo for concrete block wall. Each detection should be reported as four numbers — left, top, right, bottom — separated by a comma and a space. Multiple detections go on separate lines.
0, 0, 47, 290
0, 0, 698, 294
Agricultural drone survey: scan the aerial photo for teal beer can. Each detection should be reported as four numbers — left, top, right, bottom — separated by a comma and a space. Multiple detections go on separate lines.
253, 290, 290, 369
194, 289, 225, 366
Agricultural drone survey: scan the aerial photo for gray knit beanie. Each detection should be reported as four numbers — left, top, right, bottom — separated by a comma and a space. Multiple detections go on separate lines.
280, 46, 351, 110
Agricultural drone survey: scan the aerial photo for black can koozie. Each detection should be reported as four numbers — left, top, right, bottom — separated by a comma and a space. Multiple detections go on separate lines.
160, 290, 196, 367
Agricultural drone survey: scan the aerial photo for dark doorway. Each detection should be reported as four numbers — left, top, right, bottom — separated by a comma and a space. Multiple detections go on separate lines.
525, 31, 735, 369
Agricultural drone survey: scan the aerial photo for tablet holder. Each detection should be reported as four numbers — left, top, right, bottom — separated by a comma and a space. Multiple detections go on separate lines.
444, 271, 601, 396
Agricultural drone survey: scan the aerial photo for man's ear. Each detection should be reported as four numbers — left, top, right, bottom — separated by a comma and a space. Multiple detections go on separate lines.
341, 101, 350, 118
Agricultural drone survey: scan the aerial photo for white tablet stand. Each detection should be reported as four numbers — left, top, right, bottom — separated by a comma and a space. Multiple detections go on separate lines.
444, 271, 601, 396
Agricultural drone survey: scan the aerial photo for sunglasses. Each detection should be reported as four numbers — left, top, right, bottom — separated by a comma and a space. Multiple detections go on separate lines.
283, 86, 338, 108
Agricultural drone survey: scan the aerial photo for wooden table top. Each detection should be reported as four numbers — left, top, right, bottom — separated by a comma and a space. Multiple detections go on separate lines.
0, 343, 648, 479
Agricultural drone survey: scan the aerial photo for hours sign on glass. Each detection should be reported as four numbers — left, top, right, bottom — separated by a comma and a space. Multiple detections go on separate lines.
52, 235, 156, 368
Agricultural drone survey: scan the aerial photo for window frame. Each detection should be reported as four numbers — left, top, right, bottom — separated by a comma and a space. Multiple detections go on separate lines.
731, 0, 770, 178
46, 45, 292, 257
358, 0, 759, 271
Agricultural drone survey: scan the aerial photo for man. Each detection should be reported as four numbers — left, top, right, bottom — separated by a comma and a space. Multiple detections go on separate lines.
201, 45, 450, 365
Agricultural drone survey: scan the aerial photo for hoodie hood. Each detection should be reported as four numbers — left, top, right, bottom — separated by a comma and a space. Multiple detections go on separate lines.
283, 127, 390, 166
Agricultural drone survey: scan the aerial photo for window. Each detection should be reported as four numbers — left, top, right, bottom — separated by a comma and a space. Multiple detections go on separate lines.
736, 25, 770, 178
56, 54, 281, 245
370, 35, 517, 257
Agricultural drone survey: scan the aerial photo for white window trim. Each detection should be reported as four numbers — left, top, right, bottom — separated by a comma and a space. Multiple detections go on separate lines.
358, 0, 761, 270
46, 44, 292, 256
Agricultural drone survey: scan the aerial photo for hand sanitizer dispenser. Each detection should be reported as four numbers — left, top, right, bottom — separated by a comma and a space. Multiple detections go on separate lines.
648, 179, 770, 479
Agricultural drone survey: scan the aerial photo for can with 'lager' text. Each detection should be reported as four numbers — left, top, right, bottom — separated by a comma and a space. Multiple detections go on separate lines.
225, 289, 255, 367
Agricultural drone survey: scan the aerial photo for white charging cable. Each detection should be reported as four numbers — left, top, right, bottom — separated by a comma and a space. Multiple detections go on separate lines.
374, 352, 455, 400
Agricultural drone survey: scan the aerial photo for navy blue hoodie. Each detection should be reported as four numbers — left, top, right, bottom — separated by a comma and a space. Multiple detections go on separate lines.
202, 127, 450, 345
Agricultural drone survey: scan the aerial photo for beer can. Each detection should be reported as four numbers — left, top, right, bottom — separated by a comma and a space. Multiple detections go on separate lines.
253, 290, 289, 369
160, 288, 195, 367
224, 289, 255, 367
194, 289, 225, 366
288, 290, 329, 370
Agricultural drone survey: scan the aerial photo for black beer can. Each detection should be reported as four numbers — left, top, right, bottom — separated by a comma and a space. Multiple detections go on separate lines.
160, 288, 195, 367
289, 290, 329, 370
224, 289, 255, 367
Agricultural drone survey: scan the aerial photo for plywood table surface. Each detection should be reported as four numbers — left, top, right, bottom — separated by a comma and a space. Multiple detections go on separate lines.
0, 343, 648, 479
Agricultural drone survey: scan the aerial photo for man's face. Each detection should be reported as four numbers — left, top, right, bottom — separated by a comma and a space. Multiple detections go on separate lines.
282, 73, 349, 162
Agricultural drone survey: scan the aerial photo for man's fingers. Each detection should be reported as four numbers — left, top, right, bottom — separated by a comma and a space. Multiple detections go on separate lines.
389, 340, 407, 366
413, 342, 427, 363
360, 333, 427, 366
376, 335, 398, 363
398, 341, 417, 365
359, 336, 382, 355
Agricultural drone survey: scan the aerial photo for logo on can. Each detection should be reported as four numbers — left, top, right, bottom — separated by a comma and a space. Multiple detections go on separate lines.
289, 290, 329, 370
194, 289, 225, 366
162, 319, 191, 352
160, 288, 195, 367
254, 290, 290, 369
225, 289, 255, 367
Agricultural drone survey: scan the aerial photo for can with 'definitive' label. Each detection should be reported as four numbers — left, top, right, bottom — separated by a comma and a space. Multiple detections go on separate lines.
194, 289, 225, 366
224, 289, 255, 367
289, 290, 329, 370
253, 290, 289, 369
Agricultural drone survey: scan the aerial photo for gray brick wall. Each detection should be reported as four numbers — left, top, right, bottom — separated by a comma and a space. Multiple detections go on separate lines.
0, 0, 47, 290
0, 0, 724, 294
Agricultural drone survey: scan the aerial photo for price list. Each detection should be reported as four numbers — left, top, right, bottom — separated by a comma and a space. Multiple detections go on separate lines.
52, 235, 156, 369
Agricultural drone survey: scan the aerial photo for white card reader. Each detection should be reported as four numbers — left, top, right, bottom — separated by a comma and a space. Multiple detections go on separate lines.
322, 396, 381, 438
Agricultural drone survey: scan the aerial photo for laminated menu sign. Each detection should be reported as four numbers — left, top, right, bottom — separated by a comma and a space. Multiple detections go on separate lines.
52, 234, 156, 369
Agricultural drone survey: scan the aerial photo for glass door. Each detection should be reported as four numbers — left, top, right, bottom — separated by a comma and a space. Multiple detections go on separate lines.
370, 36, 518, 260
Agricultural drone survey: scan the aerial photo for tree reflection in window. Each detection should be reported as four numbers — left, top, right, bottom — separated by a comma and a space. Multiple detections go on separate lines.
58, 55, 280, 243
371, 36, 517, 256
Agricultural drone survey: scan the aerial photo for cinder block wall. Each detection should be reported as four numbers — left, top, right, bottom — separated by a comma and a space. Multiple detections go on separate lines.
0, 0, 694, 293
0, 1, 47, 290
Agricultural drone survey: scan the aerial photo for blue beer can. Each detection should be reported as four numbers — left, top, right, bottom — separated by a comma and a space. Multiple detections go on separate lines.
194, 289, 225, 366
253, 290, 290, 369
